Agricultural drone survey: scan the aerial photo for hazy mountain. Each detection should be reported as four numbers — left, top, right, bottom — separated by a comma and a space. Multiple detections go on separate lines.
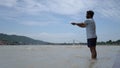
0, 33, 51, 45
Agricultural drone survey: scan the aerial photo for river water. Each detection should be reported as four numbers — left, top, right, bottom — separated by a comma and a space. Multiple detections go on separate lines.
0, 45, 120, 68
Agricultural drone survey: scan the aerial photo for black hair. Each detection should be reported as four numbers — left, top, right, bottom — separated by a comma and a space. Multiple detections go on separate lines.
87, 10, 94, 18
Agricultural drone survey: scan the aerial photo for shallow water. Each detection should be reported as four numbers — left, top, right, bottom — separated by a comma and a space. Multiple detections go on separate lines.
0, 45, 120, 68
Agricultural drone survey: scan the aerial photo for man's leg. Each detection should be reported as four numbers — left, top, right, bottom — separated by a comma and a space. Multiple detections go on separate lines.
90, 46, 97, 59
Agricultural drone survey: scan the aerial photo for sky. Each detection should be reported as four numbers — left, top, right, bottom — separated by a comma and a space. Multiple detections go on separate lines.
0, 0, 120, 43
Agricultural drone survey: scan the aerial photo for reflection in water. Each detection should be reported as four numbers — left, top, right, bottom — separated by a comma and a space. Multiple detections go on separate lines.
89, 59, 97, 68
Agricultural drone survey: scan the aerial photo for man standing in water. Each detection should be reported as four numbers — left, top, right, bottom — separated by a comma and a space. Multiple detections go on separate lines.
71, 10, 97, 59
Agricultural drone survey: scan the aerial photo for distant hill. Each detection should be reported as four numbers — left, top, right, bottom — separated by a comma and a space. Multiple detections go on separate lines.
0, 33, 52, 45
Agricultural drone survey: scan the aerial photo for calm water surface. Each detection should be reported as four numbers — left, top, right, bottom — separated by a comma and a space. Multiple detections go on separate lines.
0, 45, 120, 68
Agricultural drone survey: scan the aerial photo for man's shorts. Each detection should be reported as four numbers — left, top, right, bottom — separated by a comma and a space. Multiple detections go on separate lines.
87, 38, 97, 47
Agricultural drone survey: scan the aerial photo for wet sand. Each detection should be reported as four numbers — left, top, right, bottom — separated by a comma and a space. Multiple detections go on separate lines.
0, 45, 120, 68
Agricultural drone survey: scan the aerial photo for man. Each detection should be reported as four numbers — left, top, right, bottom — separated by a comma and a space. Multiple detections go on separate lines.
71, 10, 97, 59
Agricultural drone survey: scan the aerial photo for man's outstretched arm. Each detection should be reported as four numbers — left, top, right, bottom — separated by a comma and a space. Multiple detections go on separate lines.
71, 22, 86, 28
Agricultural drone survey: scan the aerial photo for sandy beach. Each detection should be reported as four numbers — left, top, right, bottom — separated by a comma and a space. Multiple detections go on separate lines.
0, 45, 120, 68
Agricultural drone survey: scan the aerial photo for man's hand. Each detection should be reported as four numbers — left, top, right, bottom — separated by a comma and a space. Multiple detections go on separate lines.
71, 22, 76, 25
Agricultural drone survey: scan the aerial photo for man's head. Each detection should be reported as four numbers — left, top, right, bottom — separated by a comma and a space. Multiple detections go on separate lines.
86, 10, 94, 19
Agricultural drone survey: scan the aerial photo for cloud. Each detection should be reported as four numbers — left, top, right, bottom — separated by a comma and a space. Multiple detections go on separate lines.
94, 0, 120, 19
0, 0, 120, 18
0, 0, 120, 27
15, 0, 49, 14
19, 0, 96, 15
0, 0, 17, 7
20, 21, 59, 26
0, 0, 100, 15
